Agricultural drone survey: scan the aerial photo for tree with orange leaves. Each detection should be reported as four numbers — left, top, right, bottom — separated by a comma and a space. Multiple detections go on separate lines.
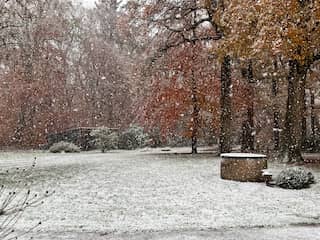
144, 41, 220, 152
141, 0, 222, 153
217, 0, 320, 162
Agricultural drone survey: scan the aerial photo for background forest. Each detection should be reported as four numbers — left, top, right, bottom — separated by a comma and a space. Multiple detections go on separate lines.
0, 0, 319, 163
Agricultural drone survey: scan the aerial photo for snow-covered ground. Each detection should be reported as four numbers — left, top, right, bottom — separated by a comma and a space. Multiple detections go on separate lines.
0, 148, 320, 239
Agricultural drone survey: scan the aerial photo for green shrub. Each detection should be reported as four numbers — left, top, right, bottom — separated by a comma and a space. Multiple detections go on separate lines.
49, 141, 80, 153
118, 125, 148, 150
146, 127, 164, 148
167, 135, 190, 147
303, 134, 320, 152
275, 167, 315, 189
90, 127, 119, 152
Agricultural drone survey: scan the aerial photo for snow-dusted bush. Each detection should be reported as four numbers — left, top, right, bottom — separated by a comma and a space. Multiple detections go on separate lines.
118, 125, 148, 150
303, 134, 320, 152
275, 167, 315, 189
146, 128, 164, 148
49, 141, 80, 153
0, 162, 53, 239
90, 127, 119, 152
167, 135, 190, 147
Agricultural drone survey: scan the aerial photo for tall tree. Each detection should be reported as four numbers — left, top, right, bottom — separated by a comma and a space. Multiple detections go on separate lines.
143, 41, 220, 151
141, 0, 222, 153
217, 0, 320, 162
219, 55, 232, 153
241, 61, 255, 152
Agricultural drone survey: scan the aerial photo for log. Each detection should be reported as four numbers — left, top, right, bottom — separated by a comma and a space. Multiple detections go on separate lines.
220, 153, 267, 182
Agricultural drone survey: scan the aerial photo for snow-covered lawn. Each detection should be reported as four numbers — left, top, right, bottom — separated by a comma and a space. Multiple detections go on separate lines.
0, 148, 320, 239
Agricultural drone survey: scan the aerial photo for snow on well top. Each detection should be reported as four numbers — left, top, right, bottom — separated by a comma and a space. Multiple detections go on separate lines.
220, 153, 267, 158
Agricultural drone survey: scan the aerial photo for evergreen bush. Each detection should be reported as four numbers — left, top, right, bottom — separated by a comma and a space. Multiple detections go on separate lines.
49, 141, 80, 153
90, 127, 119, 152
118, 125, 148, 150
275, 167, 315, 189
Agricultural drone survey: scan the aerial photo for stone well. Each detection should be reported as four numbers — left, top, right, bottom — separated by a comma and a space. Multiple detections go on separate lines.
220, 153, 267, 182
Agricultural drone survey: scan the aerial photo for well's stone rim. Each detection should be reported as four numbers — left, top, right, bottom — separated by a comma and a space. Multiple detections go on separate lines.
220, 153, 268, 182
221, 153, 266, 158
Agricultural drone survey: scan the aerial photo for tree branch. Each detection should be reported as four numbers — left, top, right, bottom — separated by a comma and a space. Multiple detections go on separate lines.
313, 53, 320, 63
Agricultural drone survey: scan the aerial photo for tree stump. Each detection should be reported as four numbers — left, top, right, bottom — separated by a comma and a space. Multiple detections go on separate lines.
221, 153, 267, 182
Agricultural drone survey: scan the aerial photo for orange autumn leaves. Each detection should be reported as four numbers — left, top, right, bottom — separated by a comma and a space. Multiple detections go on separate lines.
143, 42, 248, 139
218, 0, 320, 63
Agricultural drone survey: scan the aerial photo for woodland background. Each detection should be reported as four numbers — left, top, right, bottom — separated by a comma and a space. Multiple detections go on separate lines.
0, 0, 319, 163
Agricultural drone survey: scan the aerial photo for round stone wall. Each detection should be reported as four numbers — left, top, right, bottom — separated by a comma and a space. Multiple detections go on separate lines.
221, 153, 267, 182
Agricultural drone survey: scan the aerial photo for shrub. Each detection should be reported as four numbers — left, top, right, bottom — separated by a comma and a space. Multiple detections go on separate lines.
275, 167, 315, 189
49, 141, 80, 153
167, 135, 190, 147
146, 128, 164, 148
90, 127, 119, 152
303, 134, 320, 152
118, 125, 148, 150
0, 161, 53, 239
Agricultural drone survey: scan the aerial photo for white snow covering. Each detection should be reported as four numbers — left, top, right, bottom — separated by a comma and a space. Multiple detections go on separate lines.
221, 153, 266, 158
0, 148, 319, 239
261, 169, 272, 176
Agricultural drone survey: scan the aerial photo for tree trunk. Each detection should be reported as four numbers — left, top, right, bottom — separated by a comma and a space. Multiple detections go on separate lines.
273, 111, 281, 150
301, 77, 307, 150
220, 55, 232, 153
241, 62, 255, 152
272, 61, 281, 151
311, 91, 316, 136
309, 90, 317, 150
191, 69, 199, 154
190, 9, 199, 154
284, 60, 307, 163
241, 108, 254, 152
